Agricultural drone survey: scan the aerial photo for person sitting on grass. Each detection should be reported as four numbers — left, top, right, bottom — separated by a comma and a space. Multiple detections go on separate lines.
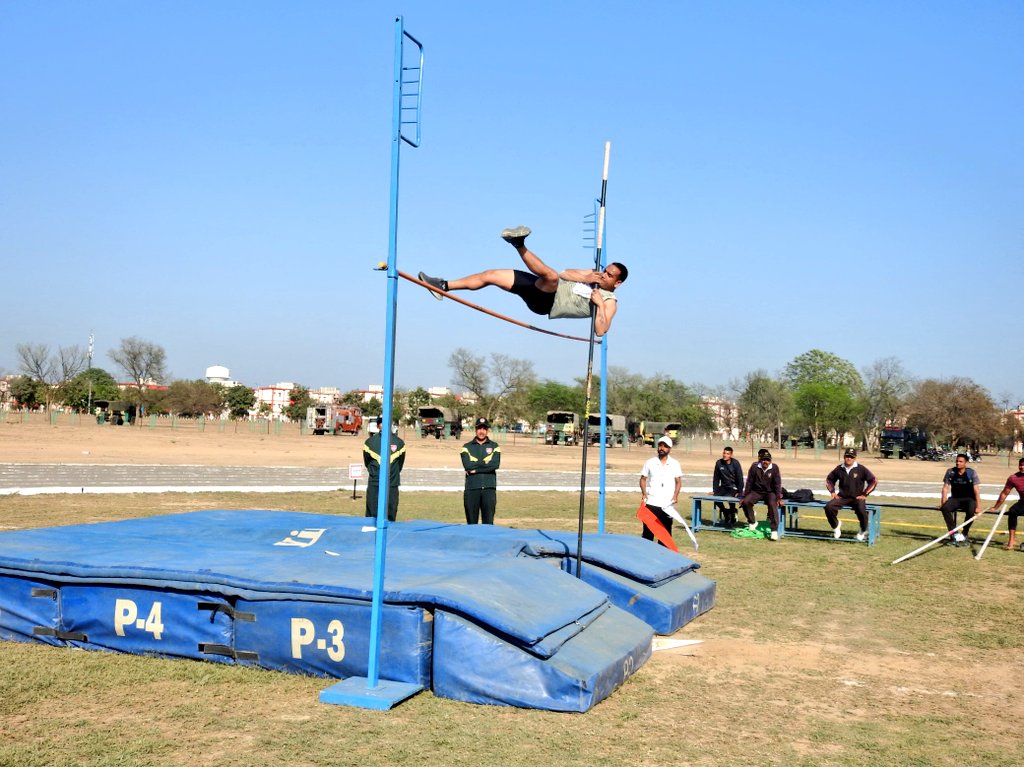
418, 225, 627, 336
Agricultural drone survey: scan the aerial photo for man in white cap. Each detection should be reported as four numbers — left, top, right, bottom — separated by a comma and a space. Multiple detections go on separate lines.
639, 436, 683, 546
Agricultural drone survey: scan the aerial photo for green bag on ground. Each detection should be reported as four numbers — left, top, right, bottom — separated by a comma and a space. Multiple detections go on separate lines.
730, 520, 772, 540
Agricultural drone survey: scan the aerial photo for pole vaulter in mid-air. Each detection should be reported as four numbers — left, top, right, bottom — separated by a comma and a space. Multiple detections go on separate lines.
417, 226, 628, 336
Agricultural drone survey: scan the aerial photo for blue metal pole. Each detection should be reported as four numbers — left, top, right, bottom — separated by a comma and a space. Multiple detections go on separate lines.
597, 200, 608, 534
365, 15, 406, 689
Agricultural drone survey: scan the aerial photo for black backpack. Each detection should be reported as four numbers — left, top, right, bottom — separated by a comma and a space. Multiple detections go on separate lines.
783, 488, 815, 503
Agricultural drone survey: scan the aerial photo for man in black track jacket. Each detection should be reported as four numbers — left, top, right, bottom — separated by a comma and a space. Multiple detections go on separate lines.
824, 448, 878, 542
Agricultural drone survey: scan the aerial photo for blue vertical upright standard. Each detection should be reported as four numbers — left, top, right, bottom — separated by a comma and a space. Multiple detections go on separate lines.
582, 200, 611, 535
320, 16, 425, 710
575, 143, 611, 577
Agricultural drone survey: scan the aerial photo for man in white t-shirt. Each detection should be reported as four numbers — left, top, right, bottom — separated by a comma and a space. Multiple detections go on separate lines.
639, 435, 684, 546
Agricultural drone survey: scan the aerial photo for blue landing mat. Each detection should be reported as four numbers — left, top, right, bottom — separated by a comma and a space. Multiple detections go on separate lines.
0, 510, 714, 711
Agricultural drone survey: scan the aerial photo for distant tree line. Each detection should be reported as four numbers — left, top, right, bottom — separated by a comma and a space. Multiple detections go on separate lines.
5, 338, 1017, 449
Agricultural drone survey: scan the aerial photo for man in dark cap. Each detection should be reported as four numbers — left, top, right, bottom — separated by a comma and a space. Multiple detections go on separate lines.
740, 449, 783, 541
824, 448, 878, 541
461, 417, 501, 524
362, 416, 406, 522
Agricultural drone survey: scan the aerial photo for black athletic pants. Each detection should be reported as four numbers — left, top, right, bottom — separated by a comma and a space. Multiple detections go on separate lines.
824, 496, 868, 532
641, 504, 673, 546
464, 487, 496, 524
941, 497, 977, 536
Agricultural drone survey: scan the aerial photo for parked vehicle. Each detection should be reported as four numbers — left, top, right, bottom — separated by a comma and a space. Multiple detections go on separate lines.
587, 414, 627, 446
640, 421, 682, 446
880, 427, 929, 459
545, 411, 581, 445
306, 405, 363, 436
94, 400, 136, 426
418, 406, 462, 439
331, 406, 363, 436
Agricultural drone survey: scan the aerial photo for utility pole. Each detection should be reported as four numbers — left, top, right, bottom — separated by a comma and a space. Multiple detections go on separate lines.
86, 331, 95, 414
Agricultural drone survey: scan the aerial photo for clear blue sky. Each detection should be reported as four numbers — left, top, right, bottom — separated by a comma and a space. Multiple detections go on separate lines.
2, 1, 1021, 404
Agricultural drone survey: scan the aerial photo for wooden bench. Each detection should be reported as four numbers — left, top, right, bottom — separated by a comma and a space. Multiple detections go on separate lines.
689, 494, 881, 545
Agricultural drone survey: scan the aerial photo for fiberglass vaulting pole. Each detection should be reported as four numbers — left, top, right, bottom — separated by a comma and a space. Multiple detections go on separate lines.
576, 142, 611, 578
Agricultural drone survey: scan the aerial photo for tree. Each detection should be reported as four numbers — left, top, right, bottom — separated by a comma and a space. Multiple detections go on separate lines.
161, 380, 226, 417
447, 347, 535, 423
62, 368, 120, 412
108, 337, 167, 420
404, 387, 432, 423
283, 385, 313, 421
525, 380, 584, 425
905, 378, 1002, 447
225, 384, 256, 419
783, 349, 864, 393
792, 381, 861, 445
859, 357, 913, 449
737, 371, 792, 446
16, 342, 87, 410
10, 375, 44, 410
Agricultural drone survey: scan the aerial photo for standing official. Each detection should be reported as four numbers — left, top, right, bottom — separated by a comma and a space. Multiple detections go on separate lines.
362, 417, 406, 522
462, 417, 501, 524
639, 436, 683, 546
824, 448, 878, 541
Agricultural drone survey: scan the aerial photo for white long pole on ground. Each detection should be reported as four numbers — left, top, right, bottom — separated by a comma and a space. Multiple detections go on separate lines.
890, 512, 982, 565
974, 508, 1006, 561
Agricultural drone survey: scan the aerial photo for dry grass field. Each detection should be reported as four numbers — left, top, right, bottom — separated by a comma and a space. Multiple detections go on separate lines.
1, 418, 1022, 767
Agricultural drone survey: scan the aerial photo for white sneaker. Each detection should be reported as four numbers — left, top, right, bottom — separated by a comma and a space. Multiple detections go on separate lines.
833, 525, 842, 540
769, 530, 779, 541
855, 531, 867, 542
953, 532, 966, 543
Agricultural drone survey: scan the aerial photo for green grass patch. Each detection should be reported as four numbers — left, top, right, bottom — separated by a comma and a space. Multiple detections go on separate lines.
0, 490, 1022, 766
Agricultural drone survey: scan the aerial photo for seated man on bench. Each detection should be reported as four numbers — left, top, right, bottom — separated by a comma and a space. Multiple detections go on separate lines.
824, 448, 878, 542
740, 450, 782, 541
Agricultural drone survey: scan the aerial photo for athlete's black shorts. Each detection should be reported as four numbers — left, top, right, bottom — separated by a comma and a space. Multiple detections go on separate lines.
509, 270, 555, 316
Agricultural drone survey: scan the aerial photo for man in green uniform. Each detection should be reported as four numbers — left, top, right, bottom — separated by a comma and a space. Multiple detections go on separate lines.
363, 417, 406, 522
461, 417, 501, 524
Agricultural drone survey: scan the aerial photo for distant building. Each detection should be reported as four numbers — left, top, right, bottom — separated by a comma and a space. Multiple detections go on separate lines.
702, 398, 740, 440
205, 365, 240, 388
254, 382, 295, 419
310, 386, 342, 405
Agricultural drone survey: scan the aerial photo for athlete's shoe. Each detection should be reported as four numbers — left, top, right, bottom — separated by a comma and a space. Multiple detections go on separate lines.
500, 225, 531, 247
769, 530, 779, 541
832, 524, 842, 540
747, 523, 757, 532
855, 530, 867, 543
417, 272, 447, 300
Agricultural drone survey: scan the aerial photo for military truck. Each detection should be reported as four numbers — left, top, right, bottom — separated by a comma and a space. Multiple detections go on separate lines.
640, 421, 682, 446
94, 400, 136, 426
418, 406, 462, 439
545, 411, 581, 445
880, 427, 928, 459
587, 414, 628, 446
